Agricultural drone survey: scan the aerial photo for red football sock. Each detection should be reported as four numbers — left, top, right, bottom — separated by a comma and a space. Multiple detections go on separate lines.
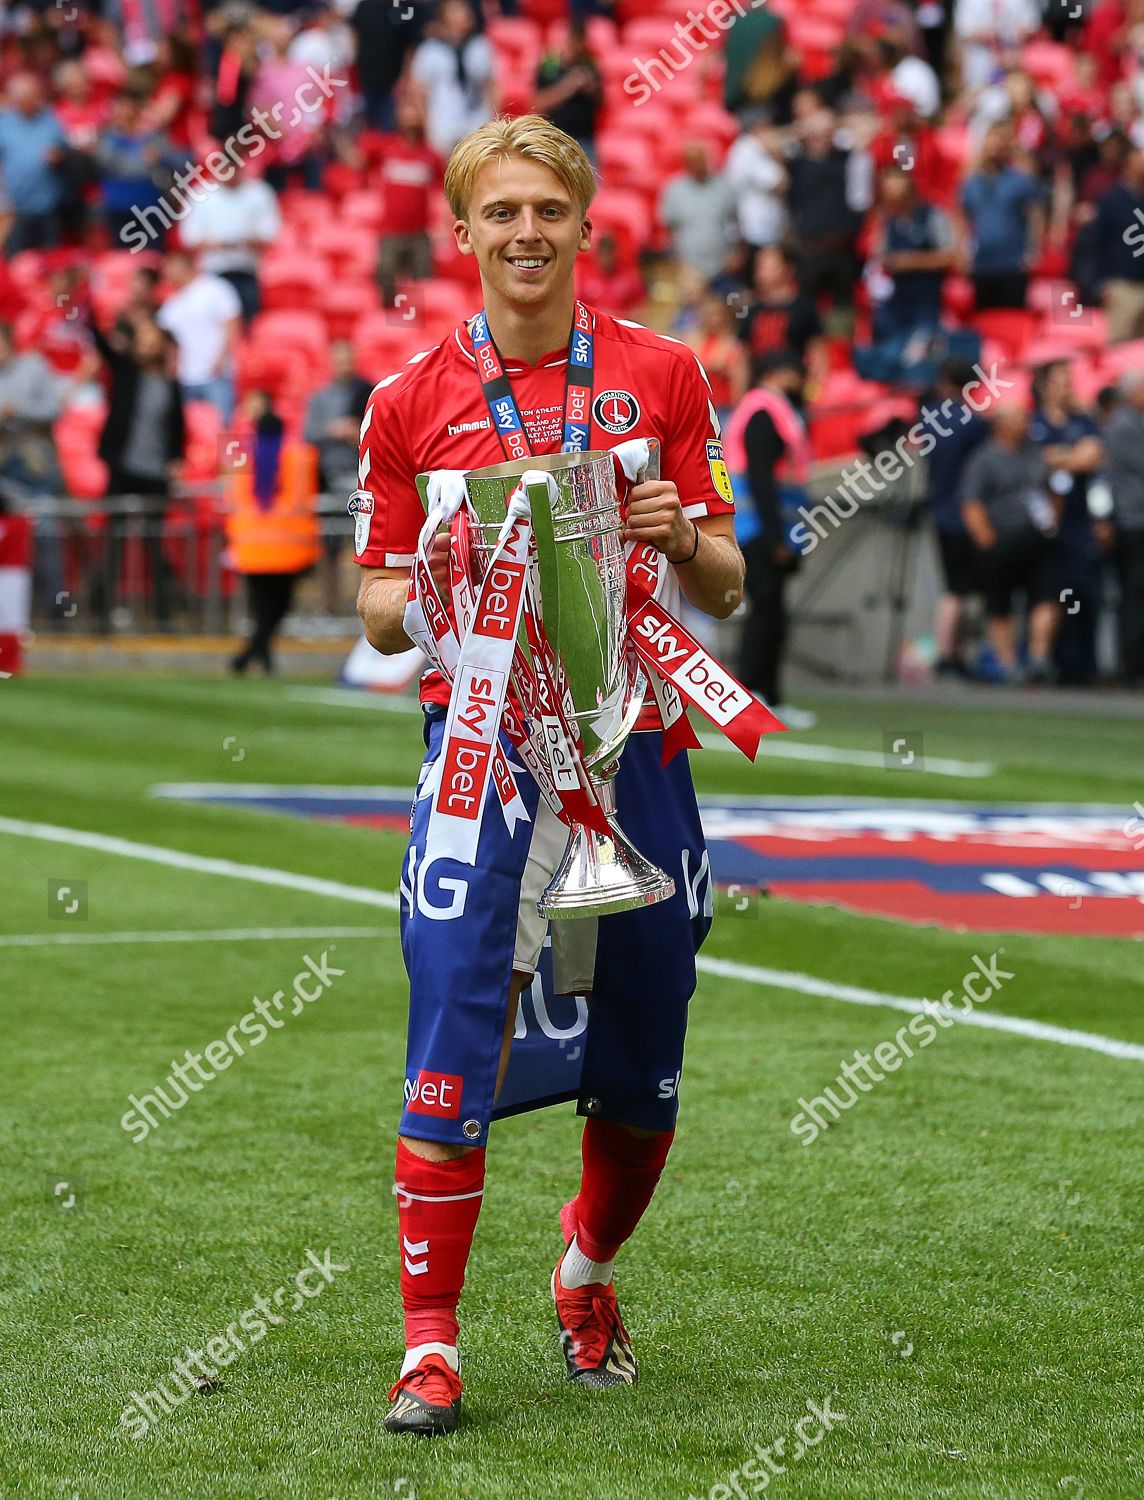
571, 1119, 675, 1265
395, 1140, 485, 1350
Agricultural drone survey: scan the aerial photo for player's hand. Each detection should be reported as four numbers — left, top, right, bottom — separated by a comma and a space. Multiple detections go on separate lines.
623, 480, 695, 563
429, 530, 450, 592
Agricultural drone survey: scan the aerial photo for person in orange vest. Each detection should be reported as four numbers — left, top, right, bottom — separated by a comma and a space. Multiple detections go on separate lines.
225, 389, 320, 674
723, 349, 817, 729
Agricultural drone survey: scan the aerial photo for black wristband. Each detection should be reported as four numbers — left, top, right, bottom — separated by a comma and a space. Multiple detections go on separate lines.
674, 520, 700, 565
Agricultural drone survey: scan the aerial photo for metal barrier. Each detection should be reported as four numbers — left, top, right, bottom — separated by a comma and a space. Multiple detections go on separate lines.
17, 491, 358, 636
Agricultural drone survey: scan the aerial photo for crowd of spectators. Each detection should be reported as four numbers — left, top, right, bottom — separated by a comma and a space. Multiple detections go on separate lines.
0, 0, 1140, 685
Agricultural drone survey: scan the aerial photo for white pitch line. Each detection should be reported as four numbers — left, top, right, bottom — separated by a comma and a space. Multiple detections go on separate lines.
286, 688, 997, 778
697, 733, 995, 778
150, 783, 415, 801
0, 926, 389, 948
1, 817, 1139, 1063
288, 687, 423, 714
696, 955, 1144, 1063
0, 816, 400, 911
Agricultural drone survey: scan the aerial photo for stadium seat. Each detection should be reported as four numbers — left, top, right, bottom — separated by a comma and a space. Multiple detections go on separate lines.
622, 17, 678, 55
1023, 335, 1088, 366
518, 0, 565, 26
304, 222, 378, 276
410, 279, 474, 325
970, 308, 1038, 363
683, 103, 741, 152
1034, 307, 1108, 352
352, 312, 438, 373
589, 188, 653, 263
182, 400, 224, 483
1097, 339, 1144, 379
545, 16, 617, 52
248, 309, 329, 356
595, 132, 658, 191
487, 15, 543, 70
260, 255, 322, 311
321, 280, 381, 340
341, 191, 386, 231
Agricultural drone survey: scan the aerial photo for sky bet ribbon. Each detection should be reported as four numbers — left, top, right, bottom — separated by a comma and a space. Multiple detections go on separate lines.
471, 301, 595, 458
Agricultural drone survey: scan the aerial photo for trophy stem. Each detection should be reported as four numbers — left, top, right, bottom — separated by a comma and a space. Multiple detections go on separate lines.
539, 775, 676, 920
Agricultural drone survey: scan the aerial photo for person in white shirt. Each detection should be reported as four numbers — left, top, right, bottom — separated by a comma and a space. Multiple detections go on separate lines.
954, 0, 1041, 93
178, 168, 282, 323
156, 250, 243, 421
410, 0, 494, 156
724, 118, 788, 251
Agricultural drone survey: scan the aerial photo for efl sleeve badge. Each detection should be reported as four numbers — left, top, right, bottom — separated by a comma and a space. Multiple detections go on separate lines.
706, 440, 734, 507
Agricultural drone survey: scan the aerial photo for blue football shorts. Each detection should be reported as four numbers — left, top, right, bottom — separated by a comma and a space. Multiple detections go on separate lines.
396, 705, 713, 1147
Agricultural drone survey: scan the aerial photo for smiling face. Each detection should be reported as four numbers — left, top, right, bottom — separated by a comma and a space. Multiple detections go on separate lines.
453, 153, 591, 318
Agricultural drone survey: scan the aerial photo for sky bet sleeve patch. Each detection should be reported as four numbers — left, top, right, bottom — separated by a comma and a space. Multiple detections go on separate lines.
706, 439, 734, 507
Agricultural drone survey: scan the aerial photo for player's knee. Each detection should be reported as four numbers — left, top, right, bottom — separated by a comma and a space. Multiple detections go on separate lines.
398, 1133, 475, 1163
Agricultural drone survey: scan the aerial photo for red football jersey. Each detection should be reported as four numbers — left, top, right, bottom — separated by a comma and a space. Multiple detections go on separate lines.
354, 305, 735, 704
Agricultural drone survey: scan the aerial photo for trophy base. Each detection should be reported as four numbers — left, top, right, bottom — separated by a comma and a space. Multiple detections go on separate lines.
539, 786, 676, 920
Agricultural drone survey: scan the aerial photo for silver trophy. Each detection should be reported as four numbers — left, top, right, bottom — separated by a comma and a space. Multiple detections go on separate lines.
416, 444, 676, 919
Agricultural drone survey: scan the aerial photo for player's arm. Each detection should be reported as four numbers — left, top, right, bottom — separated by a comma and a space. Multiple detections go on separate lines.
627, 346, 746, 618
352, 374, 429, 652
624, 487, 744, 618
356, 566, 414, 654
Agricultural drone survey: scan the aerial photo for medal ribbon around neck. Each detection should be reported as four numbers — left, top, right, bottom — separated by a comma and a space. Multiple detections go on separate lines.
470, 300, 595, 459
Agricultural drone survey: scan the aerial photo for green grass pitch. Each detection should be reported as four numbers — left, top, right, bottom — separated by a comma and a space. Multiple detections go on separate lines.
2, 677, 1142, 1499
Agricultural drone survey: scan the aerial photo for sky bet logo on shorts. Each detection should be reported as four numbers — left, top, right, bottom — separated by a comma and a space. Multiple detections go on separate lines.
405, 1069, 463, 1118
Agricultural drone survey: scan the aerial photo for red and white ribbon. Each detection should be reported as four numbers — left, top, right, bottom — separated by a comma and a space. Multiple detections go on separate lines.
627, 583, 785, 757
425, 484, 535, 865
406, 472, 529, 839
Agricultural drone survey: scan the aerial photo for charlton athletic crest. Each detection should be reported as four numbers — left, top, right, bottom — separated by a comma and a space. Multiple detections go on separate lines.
592, 389, 641, 435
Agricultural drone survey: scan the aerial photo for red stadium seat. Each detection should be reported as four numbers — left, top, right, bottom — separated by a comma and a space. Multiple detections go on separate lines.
683, 103, 741, 152
1097, 339, 1144, 379
410, 279, 474, 325
182, 400, 224, 483
304, 221, 378, 276
518, 0, 565, 26
545, 16, 618, 52
1035, 306, 1108, 351
622, 16, 679, 55
487, 15, 543, 70
592, 187, 655, 263
595, 132, 658, 192
259, 255, 322, 311
341, 190, 385, 231
970, 308, 1038, 363
248, 309, 329, 356
321, 280, 381, 340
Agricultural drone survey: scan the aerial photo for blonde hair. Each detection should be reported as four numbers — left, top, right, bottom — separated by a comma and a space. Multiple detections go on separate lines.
444, 114, 597, 222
